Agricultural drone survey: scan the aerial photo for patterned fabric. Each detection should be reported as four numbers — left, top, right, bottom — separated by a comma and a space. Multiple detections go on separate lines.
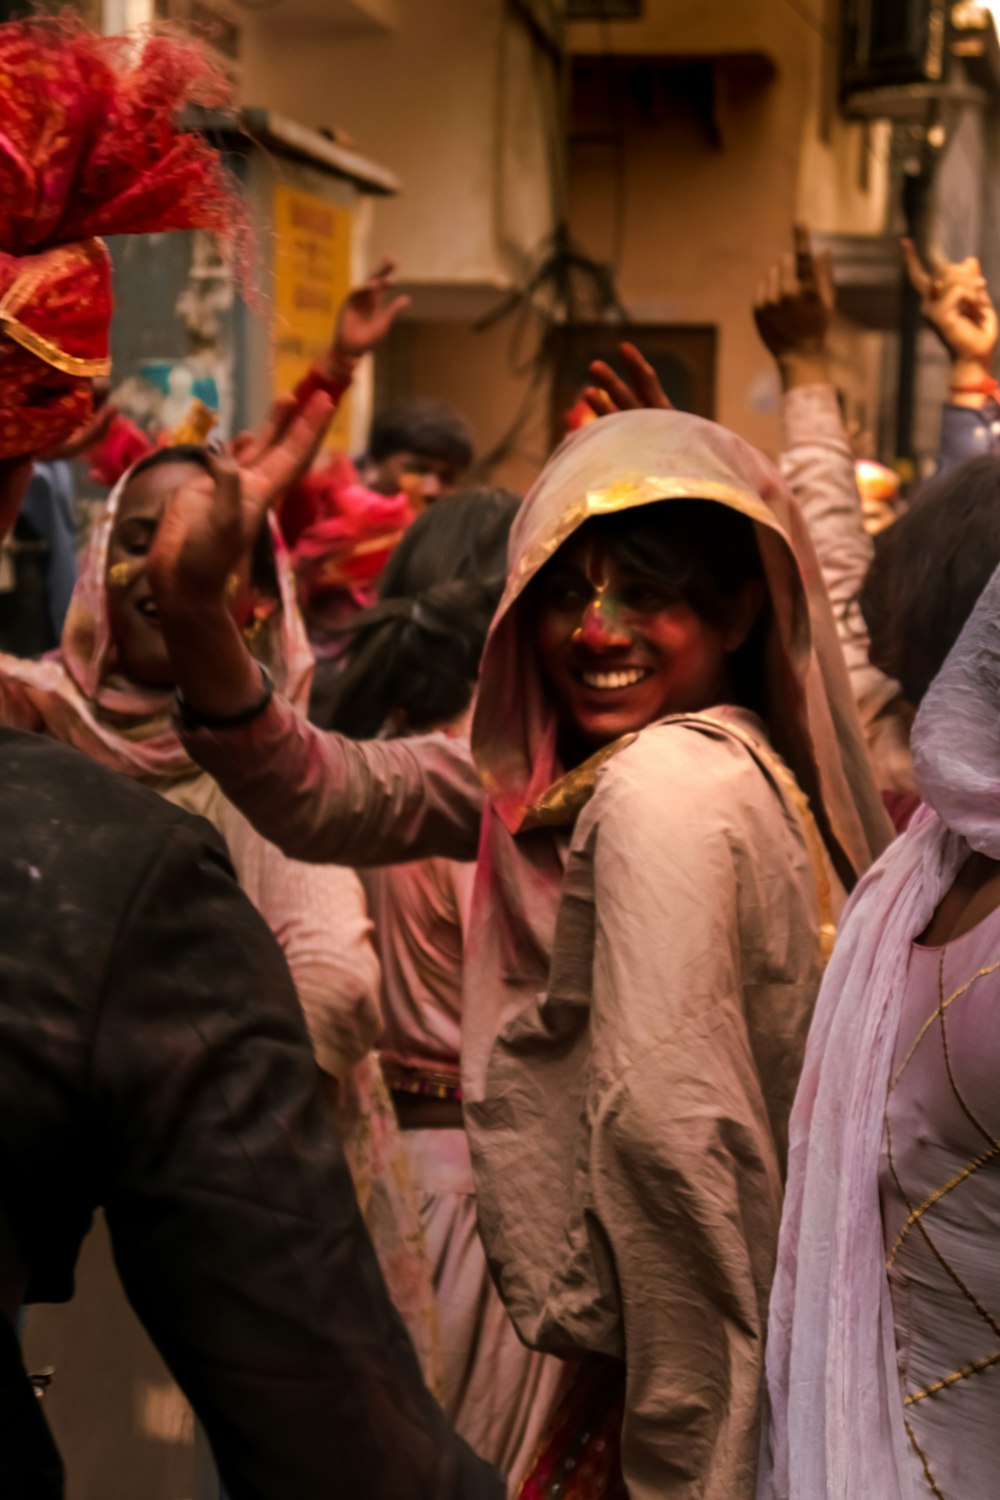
0, 20, 242, 458
516, 1359, 625, 1500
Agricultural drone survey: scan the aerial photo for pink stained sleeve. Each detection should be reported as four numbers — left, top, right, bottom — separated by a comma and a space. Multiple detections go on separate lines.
221, 801, 382, 1081
180, 693, 484, 868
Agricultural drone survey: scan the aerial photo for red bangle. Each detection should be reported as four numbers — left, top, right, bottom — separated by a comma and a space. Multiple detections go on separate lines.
950, 375, 999, 396
293, 362, 353, 408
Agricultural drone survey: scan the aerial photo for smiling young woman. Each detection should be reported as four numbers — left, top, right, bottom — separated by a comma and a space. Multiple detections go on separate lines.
529, 501, 766, 760
148, 406, 892, 1500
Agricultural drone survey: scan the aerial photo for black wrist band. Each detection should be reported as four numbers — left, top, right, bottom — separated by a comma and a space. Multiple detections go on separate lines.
175, 665, 274, 731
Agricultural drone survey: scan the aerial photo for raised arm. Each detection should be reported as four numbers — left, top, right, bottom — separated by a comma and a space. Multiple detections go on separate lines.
901, 239, 1000, 471
753, 225, 894, 722
148, 406, 483, 865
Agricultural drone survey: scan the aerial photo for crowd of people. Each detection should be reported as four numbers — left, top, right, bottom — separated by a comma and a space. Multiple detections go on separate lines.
4, 17, 1000, 1500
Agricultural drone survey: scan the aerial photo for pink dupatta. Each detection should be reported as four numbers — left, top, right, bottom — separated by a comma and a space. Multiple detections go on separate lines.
760, 562, 1000, 1499
0, 467, 313, 782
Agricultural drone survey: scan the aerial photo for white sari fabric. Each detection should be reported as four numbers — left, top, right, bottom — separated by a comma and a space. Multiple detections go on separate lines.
760, 561, 1000, 1499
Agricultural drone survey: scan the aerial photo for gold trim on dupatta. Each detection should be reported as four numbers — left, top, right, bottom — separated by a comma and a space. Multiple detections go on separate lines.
520, 712, 837, 964
503, 475, 777, 613
0, 240, 112, 378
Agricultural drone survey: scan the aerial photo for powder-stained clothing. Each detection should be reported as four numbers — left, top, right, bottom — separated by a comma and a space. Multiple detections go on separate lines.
0, 729, 498, 1500
181, 410, 891, 1498
0, 469, 441, 1446
366, 854, 566, 1489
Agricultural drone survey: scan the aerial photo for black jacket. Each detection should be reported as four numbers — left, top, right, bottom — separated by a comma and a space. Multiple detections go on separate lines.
0, 729, 499, 1500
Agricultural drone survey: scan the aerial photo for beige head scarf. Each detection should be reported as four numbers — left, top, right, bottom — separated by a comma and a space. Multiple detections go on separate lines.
472, 408, 891, 887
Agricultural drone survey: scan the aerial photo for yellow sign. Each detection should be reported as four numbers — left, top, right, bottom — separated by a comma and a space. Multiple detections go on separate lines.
272, 184, 353, 449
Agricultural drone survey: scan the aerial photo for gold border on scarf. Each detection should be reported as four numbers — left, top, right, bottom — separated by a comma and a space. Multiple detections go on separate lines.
520, 712, 836, 963
0, 312, 111, 377
0, 239, 111, 378
503, 476, 776, 615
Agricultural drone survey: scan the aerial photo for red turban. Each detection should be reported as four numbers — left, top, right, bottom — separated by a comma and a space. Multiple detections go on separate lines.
0, 20, 242, 459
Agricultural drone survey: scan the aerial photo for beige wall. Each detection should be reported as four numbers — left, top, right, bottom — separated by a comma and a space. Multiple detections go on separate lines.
567, 0, 890, 458
375, 312, 553, 494
235, 0, 890, 479
240, 0, 556, 291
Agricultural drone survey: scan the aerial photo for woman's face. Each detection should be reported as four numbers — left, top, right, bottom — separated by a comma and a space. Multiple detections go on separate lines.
105, 462, 252, 689
531, 527, 759, 749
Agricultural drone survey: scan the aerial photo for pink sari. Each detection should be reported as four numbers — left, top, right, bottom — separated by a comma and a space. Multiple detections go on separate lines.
759, 563, 1000, 1498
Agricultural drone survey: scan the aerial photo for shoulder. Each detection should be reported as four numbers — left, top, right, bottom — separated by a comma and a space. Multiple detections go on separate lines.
0, 727, 229, 903
591, 718, 778, 824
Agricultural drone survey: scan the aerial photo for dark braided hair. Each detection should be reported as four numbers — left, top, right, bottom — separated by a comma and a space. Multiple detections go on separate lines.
309, 487, 519, 738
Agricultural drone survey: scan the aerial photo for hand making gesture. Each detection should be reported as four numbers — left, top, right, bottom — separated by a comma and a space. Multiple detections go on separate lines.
583, 342, 673, 417
149, 391, 333, 612
325, 257, 412, 381
901, 240, 997, 404
753, 222, 834, 390
146, 391, 334, 719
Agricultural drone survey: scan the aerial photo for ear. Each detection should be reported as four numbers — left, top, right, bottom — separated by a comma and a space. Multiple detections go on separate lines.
723, 580, 766, 652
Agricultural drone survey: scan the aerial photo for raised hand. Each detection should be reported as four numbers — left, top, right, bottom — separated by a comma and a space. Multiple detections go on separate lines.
754, 223, 834, 385
148, 391, 334, 610
330, 257, 411, 373
584, 342, 673, 417
901, 239, 998, 367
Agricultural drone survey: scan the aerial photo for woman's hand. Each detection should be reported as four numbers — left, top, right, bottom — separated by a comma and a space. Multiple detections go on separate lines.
148, 391, 333, 612
584, 342, 673, 417
146, 393, 333, 720
901, 239, 997, 404
327, 257, 411, 380
754, 222, 834, 390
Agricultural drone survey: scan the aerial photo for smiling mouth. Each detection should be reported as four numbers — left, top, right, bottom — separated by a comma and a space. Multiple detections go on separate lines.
577, 667, 651, 692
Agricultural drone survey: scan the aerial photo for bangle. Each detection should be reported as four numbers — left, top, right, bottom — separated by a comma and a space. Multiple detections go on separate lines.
175, 665, 274, 731
950, 375, 999, 396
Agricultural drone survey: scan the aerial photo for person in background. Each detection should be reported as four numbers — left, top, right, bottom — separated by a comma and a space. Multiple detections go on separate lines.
2, 430, 440, 1488
311, 490, 568, 1494
0, 429, 499, 1500
359, 397, 474, 504
145, 396, 890, 1499
0, 459, 77, 657
759, 560, 1000, 1500
287, 393, 475, 649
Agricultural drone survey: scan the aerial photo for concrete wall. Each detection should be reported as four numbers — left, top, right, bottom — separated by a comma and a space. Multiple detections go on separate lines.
240, 0, 556, 292
234, 0, 890, 478
566, 0, 890, 458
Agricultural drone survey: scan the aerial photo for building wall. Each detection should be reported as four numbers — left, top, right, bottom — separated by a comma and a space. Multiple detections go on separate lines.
233, 0, 891, 477
566, 0, 890, 458
239, 0, 556, 292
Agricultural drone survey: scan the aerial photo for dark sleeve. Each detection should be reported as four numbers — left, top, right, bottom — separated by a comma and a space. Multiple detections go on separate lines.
936, 400, 1000, 473
91, 821, 499, 1500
